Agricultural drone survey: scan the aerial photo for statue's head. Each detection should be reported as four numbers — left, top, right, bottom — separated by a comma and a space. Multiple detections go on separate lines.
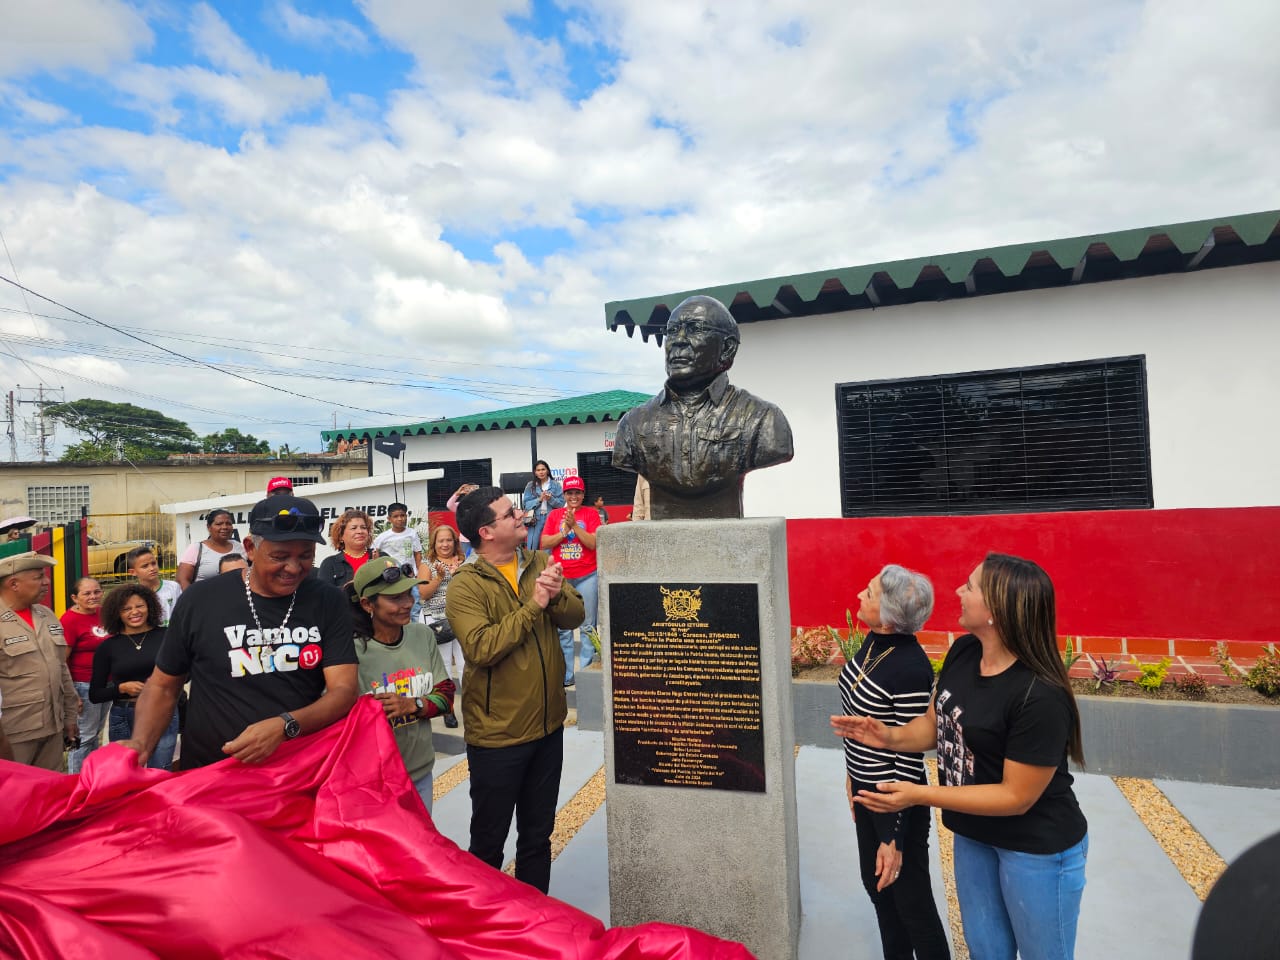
663, 295, 739, 392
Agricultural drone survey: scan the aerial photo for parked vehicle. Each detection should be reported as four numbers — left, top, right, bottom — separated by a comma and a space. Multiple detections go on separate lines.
87, 537, 153, 576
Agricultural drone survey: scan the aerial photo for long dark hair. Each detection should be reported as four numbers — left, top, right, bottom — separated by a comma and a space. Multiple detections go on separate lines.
101, 583, 163, 635
345, 582, 375, 645
980, 553, 1084, 767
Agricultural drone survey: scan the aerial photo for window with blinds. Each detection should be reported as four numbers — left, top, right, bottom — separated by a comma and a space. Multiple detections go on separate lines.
576, 451, 638, 505
835, 356, 1152, 517
407, 458, 493, 511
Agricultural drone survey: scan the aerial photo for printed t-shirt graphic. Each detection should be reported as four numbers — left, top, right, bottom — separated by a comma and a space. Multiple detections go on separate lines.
157, 572, 356, 769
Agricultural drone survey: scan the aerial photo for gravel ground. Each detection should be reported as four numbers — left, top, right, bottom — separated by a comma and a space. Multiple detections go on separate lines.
925, 759, 969, 960
1112, 777, 1227, 900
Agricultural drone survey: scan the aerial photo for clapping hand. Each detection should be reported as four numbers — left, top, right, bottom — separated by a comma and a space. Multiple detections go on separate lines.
534, 561, 564, 609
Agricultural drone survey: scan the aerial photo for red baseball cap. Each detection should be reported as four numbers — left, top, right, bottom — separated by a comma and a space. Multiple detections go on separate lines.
562, 476, 585, 492
267, 476, 293, 494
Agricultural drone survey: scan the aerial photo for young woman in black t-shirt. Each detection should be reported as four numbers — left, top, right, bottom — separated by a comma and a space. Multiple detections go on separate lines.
833, 553, 1088, 960
89, 584, 179, 770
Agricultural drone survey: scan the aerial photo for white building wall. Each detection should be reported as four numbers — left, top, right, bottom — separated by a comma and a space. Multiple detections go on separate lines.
535, 421, 620, 478
371, 421, 621, 491
726, 260, 1280, 517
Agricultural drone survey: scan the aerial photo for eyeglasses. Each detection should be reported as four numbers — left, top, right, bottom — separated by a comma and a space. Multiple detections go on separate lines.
360, 562, 417, 597
268, 508, 324, 534
485, 503, 522, 527
665, 318, 723, 339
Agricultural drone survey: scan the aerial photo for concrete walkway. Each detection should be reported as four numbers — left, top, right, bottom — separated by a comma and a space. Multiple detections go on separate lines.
428, 713, 1279, 959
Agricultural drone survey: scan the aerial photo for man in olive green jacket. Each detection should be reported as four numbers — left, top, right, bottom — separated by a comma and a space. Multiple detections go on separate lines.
445, 486, 584, 893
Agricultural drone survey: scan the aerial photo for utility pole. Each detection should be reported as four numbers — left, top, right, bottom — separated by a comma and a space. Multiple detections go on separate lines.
16, 384, 63, 461
4, 391, 14, 462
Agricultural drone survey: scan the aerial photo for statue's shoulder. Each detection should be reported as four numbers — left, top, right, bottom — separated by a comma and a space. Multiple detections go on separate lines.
723, 382, 786, 418
619, 391, 665, 424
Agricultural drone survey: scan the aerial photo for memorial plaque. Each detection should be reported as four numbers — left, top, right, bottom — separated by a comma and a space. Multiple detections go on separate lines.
609, 581, 765, 792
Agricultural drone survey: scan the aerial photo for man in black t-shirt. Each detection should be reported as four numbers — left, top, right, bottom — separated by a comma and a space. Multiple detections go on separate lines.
122, 496, 358, 769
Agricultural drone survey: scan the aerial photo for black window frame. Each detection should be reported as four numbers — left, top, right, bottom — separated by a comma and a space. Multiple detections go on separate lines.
576, 451, 638, 506
835, 355, 1153, 517
407, 458, 493, 511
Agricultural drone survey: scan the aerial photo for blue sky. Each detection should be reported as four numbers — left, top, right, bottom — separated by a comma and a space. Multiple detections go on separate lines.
0, 0, 1276, 455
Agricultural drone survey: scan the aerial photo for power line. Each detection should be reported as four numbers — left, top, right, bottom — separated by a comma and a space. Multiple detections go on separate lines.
4, 354, 329, 428
0, 330, 566, 402
0, 304, 627, 379
0, 273, 418, 419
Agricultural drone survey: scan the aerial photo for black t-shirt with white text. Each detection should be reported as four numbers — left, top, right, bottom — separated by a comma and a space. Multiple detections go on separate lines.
157, 570, 356, 769
934, 633, 1087, 854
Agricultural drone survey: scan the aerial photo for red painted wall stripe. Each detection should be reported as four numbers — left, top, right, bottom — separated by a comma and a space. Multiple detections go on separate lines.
785, 508, 1280, 645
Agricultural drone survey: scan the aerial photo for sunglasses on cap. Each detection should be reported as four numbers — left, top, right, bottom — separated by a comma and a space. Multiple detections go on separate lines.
359, 562, 417, 597
269, 507, 325, 534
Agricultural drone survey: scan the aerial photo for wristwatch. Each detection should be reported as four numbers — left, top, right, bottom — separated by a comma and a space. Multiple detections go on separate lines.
279, 712, 301, 740
413, 697, 426, 717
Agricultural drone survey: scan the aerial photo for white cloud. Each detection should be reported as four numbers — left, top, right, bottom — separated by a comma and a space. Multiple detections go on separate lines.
271, 1, 371, 52
356, 0, 532, 85
0, 0, 152, 79
107, 5, 329, 128
0, 0, 1277, 458
0, 85, 75, 125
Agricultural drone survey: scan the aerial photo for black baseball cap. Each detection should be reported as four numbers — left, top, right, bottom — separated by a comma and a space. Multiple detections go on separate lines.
247, 495, 326, 543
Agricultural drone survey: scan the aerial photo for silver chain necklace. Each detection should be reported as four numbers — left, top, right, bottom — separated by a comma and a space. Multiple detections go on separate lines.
243, 571, 297, 633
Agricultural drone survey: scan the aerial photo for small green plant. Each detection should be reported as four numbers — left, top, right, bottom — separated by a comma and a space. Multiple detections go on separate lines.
1212, 641, 1243, 682
791, 627, 837, 675
1131, 656, 1171, 692
1091, 656, 1120, 692
585, 626, 602, 656
1062, 636, 1082, 671
1174, 673, 1209, 700
827, 610, 866, 663
1244, 646, 1280, 697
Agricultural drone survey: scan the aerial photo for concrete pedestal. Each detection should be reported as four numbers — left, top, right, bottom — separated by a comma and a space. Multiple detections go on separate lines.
598, 518, 799, 960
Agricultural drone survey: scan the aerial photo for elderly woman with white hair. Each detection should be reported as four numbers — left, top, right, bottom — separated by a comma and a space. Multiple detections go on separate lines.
835, 564, 950, 960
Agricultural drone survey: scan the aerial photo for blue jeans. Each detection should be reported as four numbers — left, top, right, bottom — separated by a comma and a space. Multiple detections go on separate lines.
412, 771, 434, 815
559, 571, 598, 682
525, 513, 551, 552
68, 681, 110, 774
109, 701, 179, 771
953, 832, 1088, 960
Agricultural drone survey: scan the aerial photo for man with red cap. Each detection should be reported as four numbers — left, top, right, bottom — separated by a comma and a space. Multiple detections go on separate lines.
540, 475, 600, 686
267, 477, 293, 497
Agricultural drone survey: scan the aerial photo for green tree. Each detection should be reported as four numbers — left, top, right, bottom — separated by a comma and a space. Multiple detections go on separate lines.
44, 399, 200, 461
201, 427, 271, 454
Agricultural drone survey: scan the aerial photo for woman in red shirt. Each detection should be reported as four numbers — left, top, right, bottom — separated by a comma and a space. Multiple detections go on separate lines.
60, 577, 108, 773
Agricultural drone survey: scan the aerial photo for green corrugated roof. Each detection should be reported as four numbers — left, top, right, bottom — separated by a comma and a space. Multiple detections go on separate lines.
604, 209, 1280, 342
322, 389, 650, 443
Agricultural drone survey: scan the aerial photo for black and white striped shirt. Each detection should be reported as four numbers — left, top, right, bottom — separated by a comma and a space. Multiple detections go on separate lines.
838, 631, 934, 788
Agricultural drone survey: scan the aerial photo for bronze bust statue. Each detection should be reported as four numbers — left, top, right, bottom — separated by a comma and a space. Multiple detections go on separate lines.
612, 295, 794, 519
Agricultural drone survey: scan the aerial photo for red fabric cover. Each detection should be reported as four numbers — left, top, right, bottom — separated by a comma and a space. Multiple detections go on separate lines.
0, 698, 755, 960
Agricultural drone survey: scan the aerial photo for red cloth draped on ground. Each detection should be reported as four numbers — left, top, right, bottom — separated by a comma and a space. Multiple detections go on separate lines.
0, 697, 755, 960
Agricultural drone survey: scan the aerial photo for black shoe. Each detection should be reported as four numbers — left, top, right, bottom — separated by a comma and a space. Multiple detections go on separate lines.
443, 713, 458, 728
564, 678, 575, 688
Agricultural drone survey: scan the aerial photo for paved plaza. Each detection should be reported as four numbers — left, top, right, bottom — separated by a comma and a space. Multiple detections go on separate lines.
429, 710, 1278, 959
